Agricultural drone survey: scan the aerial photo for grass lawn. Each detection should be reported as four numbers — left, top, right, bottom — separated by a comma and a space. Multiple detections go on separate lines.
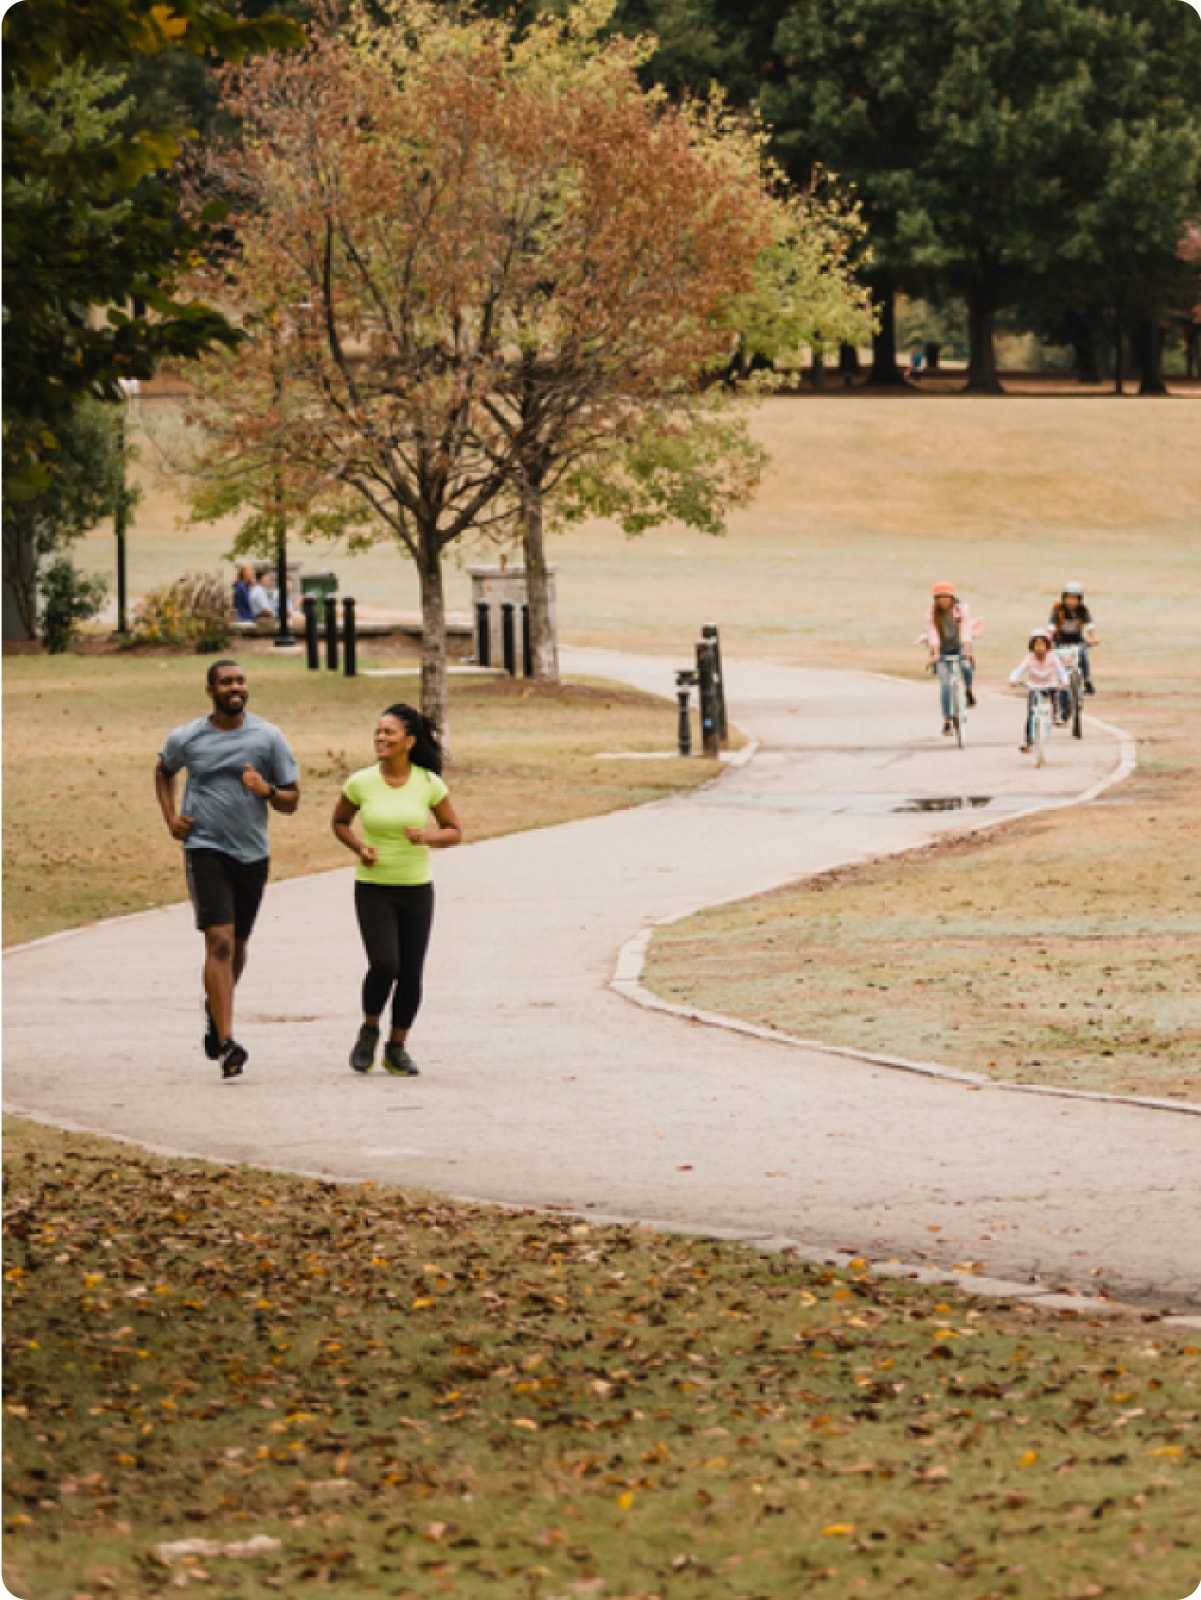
2, 647, 718, 949
5, 1117, 1200, 1600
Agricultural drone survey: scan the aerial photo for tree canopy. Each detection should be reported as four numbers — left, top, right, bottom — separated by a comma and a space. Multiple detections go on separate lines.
185, 0, 868, 723
1, 0, 303, 512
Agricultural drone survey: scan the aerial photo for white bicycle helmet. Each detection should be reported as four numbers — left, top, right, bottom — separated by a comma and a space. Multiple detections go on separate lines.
1028, 627, 1055, 649
1062, 581, 1085, 597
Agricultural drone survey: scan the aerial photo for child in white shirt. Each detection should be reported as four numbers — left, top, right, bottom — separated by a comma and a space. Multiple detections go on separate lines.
1010, 628, 1070, 753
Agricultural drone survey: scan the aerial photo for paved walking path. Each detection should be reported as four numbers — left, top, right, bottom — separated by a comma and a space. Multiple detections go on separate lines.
5, 652, 1199, 1311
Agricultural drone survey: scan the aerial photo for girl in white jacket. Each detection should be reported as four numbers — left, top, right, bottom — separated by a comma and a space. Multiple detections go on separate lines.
1010, 628, 1070, 753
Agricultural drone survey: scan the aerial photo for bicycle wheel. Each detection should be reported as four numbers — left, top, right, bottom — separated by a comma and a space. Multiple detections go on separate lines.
953, 676, 965, 748
1071, 669, 1083, 739
1034, 704, 1048, 767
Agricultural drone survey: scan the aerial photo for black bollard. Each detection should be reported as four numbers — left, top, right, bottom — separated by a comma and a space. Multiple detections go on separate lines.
303, 596, 319, 670
696, 640, 720, 758
501, 601, 516, 676
701, 624, 728, 745
675, 669, 695, 757
521, 603, 532, 678
323, 594, 338, 671
476, 601, 491, 668
342, 597, 356, 678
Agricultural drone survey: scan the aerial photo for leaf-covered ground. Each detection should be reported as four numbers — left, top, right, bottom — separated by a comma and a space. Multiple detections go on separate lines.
5, 1119, 1198, 1599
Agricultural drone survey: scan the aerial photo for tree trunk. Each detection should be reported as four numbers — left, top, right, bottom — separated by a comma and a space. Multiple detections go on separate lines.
1136, 311, 1168, 396
1186, 324, 1199, 381
2, 526, 38, 641
1113, 317, 1125, 395
805, 345, 827, 389
1072, 337, 1102, 385
867, 278, 904, 387
965, 293, 1003, 394
520, 464, 558, 683
417, 530, 449, 747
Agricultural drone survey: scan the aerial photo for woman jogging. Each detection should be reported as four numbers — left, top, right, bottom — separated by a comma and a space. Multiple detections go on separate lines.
920, 581, 981, 735
1010, 628, 1071, 754
331, 704, 462, 1076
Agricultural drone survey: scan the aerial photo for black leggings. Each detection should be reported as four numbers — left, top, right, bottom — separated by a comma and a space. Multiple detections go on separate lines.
354, 881, 435, 1032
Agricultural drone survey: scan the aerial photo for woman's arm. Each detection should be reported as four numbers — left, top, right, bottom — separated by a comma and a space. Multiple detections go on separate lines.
331, 793, 377, 865
405, 795, 462, 850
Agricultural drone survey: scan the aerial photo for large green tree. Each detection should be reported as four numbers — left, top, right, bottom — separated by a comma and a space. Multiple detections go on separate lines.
1, 1, 302, 499
2, 0, 302, 638
762, 0, 1201, 392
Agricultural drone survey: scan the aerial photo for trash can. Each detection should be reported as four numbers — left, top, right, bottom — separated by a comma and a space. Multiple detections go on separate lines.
300, 571, 339, 603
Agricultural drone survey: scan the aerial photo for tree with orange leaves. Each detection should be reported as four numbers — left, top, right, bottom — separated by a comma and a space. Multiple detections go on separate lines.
187, 1, 864, 722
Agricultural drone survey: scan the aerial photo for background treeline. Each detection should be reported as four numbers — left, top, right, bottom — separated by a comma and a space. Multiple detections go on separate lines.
111, 0, 1201, 390
605, 0, 1201, 391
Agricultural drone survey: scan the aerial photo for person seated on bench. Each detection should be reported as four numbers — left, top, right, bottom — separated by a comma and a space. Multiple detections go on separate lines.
233, 563, 274, 627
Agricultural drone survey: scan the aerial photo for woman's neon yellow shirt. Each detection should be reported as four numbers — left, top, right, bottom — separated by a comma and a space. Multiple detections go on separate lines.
342, 763, 449, 885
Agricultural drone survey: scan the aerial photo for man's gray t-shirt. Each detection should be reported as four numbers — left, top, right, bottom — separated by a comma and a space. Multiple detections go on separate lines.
159, 713, 299, 864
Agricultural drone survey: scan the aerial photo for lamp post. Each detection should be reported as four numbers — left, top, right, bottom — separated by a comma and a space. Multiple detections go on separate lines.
113, 377, 139, 637
270, 302, 311, 648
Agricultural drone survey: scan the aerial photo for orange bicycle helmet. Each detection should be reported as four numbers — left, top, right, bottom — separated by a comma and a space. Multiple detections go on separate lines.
932, 581, 956, 598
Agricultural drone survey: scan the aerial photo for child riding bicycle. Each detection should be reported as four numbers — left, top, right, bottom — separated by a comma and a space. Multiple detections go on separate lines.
1049, 580, 1099, 718
1010, 628, 1071, 753
920, 581, 982, 736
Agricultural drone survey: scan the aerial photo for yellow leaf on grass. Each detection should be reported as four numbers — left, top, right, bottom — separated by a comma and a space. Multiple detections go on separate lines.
514, 1418, 539, 1432
411, 1297, 435, 1310
618, 1490, 635, 1510
822, 1523, 854, 1537
1019, 1450, 1039, 1468
1148, 1445, 1183, 1458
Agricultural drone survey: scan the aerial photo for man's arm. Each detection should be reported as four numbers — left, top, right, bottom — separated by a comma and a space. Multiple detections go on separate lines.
241, 763, 300, 814
155, 761, 194, 841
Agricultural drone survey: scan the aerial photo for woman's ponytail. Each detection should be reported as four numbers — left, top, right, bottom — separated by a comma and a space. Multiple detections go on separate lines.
384, 703, 443, 775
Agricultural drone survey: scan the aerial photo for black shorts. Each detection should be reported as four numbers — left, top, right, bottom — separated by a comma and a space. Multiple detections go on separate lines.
184, 849, 270, 941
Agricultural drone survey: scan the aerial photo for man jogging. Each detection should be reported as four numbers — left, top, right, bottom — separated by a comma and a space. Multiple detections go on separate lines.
155, 660, 300, 1078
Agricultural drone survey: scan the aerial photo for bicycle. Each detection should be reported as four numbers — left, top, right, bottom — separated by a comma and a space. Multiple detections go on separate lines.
1054, 643, 1084, 740
933, 654, 968, 748
1028, 687, 1054, 768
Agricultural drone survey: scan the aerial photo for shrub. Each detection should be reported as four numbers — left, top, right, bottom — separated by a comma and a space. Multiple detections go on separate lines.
39, 558, 108, 654
132, 571, 231, 653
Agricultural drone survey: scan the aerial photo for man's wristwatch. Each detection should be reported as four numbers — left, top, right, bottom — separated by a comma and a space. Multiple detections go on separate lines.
266, 784, 277, 801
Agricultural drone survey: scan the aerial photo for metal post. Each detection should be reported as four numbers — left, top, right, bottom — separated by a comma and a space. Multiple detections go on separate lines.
501, 601, 516, 676
273, 524, 294, 647
521, 603, 532, 678
696, 640, 720, 758
475, 601, 491, 667
342, 597, 356, 677
701, 624, 728, 745
674, 670, 695, 757
302, 596, 319, 670
323, 594, 338, 671
114, 407, 128, 635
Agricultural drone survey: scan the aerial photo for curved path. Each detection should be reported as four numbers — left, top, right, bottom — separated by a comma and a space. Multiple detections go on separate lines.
5, 651, 1199, 1311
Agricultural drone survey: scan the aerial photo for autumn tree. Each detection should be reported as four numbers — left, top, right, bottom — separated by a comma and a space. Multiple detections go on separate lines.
191, 1, 807, 720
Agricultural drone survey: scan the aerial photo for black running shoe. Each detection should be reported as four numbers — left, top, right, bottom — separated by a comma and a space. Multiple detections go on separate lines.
1084, 681, 1096, 695
350, 1024, 379, 1074
965, 689, 977, 708
203, 999, 221, 1061
382, 1042, 419, 1077
219, 1038, 248, 1079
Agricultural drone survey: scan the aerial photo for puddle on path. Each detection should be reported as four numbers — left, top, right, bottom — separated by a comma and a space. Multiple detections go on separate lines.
894, 796, 992, 813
